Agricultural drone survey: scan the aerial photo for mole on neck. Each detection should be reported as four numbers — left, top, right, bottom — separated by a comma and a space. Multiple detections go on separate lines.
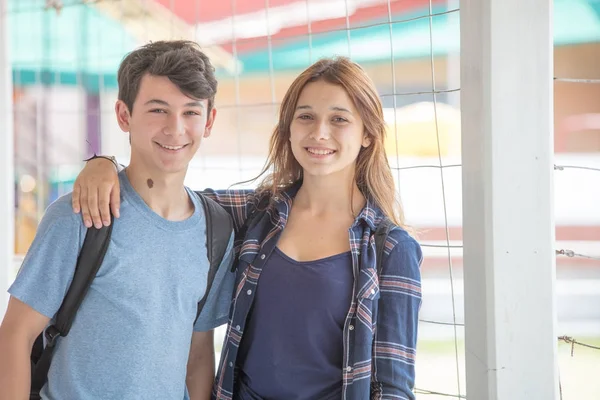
146, 178, 154, 189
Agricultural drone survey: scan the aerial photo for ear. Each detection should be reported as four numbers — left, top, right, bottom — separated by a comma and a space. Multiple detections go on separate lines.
203, 107, 217, 138
362, 133, 372, 148
115, 100, 131, 133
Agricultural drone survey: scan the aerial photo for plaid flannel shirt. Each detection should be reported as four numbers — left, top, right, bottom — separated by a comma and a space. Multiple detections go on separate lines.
203, 182, 422, 400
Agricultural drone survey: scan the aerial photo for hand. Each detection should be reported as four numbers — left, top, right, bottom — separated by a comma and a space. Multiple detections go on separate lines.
72, 158, 120, 228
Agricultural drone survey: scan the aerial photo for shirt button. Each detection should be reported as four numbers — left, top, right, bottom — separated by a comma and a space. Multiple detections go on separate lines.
273, 196, 279, 201
371, 289, 376, 295
346, 366, 352, 372
229, 362, 233, 367
247, 289, 252, 295
260, 254, 266, 260
236, 325, 241, 331
349, 325, 354, 331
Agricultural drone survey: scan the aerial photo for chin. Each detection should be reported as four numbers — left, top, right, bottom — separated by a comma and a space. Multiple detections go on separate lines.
300, 160, 357, 180
301, 165, 338, 177
155, 159, 190, 175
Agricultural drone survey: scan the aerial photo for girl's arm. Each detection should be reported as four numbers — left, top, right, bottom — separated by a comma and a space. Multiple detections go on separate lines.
370, 233, 423, 400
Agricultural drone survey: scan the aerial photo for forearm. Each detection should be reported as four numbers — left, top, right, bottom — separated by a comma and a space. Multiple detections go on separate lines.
186, 353, 215, 400
0, 329, 32, 400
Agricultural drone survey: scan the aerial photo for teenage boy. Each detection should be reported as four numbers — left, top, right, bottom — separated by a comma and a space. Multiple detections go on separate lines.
0, 40, 234, 400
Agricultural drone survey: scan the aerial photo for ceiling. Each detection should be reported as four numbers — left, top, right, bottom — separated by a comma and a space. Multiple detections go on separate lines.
6, 0, 600, 87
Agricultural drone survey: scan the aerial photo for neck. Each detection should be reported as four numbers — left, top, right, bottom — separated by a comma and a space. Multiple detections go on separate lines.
125, 160, 192, 221
294, 169, 366, 218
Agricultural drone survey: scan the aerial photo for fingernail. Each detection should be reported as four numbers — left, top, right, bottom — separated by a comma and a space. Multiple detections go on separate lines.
115, 209, 120, 218
103, 220, 110, 226
84, 220, 92, 228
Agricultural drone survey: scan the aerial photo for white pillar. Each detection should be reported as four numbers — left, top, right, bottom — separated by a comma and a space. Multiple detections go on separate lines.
460, 0, 558, 399
0, 0, 14, 317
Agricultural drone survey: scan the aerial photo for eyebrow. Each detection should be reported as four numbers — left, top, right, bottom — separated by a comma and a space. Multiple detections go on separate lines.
144, 99, 205, 108
295, 105, 352, 113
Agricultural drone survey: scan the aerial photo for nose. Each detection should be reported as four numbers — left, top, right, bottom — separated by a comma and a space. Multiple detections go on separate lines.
311, 120, 330, 140
165, 114, 185, 136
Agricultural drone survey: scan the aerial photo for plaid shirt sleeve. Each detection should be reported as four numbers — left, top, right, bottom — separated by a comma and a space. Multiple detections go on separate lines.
200, 189, 259, 232
371, 232, 423, 400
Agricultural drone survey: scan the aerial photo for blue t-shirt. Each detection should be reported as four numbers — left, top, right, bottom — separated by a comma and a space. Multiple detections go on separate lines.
9, 171, 235, 400
236, 247, 353, 400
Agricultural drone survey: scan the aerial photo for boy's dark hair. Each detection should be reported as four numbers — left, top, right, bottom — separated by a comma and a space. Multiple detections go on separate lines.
117, 40, 218, 114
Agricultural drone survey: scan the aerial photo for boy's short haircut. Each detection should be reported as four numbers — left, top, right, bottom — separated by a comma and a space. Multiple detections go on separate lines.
117, 40, 218, 113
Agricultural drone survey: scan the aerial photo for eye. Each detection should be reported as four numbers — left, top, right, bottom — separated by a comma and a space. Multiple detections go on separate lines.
184, 111, 201, 116
297, 114, 313, 120
149, 109, 166, 114
333, 116, 348, 123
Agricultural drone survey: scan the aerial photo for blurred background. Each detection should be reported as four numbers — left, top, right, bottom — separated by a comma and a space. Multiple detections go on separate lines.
4, 0, 600, 398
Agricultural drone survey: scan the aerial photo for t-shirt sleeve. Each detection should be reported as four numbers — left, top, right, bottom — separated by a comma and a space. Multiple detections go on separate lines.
193, 232, 235, 332
8, 196, 83, 319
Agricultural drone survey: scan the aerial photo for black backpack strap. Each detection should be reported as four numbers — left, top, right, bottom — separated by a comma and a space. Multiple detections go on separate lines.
246, 193, 271, 230
31, 221, 113, 398
196, 192, 234, 319
374, 218, 394, 275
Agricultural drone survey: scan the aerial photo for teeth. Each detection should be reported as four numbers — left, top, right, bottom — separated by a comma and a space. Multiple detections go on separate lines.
159, 144, 185, 150
307, 148, 334, 155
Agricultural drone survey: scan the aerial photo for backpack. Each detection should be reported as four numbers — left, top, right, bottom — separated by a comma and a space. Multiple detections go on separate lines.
29, 192, 233, 400
374, 217, 394, 274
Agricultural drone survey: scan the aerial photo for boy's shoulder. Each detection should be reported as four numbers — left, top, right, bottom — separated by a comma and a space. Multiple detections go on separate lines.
42, 193, 82, 225
30, 193, 87, 250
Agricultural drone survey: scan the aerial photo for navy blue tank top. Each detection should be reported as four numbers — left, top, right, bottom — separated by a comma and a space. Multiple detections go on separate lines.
236, 247, 353, 400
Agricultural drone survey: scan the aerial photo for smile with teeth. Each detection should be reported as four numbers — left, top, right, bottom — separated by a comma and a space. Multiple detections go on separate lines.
157, 143, 187, 151
306, 147, 335, 155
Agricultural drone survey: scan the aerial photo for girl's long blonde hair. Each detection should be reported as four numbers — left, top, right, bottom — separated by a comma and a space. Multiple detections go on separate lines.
253, 57, 405, 227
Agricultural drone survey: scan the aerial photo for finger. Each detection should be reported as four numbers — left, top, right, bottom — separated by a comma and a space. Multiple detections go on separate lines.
87, 187, 103, 229
98, 183, 113, 226
80, 187, 92, 228
110, 182, 121, 219
72, 183, 81, 214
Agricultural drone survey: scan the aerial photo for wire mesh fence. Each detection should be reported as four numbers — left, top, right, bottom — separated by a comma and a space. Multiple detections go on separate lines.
5, 0, 600, 398
554, 64, 600, 399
